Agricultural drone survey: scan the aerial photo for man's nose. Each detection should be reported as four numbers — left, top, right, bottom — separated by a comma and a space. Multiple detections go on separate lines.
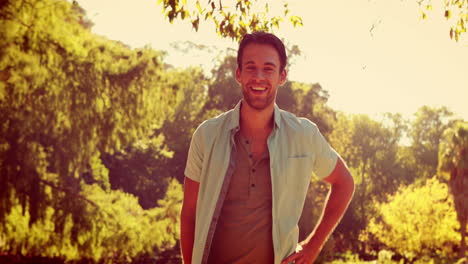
252, 70, 265, 80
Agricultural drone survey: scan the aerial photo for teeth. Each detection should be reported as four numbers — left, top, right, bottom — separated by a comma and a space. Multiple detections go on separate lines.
252, 86, 266, 91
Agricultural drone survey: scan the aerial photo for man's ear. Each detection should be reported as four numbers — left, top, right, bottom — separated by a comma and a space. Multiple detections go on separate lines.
279, 69, 287, 85
235, 67, 241, 84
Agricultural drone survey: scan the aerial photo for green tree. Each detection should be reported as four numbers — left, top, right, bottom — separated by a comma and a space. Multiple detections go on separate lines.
0, 179, 183, 263
156, 66, 212, 183
203, 54, 241, 112
103, 66, 210, 208
409, 106, 457, 181
328, 114, 404, 253
102, 135, 174, 209
330, 114, 404, 200
363, 177, 460, 261
157, 0, 303, 40
297, 179, 336, 262
0, 0, 173, 255
277, 82, 335, 136
438, 121, 468, 260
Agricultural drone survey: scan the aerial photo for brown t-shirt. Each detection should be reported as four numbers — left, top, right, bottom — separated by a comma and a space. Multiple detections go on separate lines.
208, 133, 274, 264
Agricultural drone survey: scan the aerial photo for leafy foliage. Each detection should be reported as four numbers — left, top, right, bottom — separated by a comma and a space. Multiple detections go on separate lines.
277, 82, 335, 136
409, 106, 458, 181
102, 135, 174, 209
363, 177, 460, 260
298, 179, 336, 262
203, 55, 241, 111
0, 179, 183, 263
0, 0, 182, 261
419, 0, 468, 41
157, 0, 303, 40
102, 65, 211, 208
0, 0, 173, 226
438, 121, 468, 259
328, 113, 407, 253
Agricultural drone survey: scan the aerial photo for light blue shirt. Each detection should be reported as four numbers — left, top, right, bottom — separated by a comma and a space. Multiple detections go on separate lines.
185, 101, 338, 264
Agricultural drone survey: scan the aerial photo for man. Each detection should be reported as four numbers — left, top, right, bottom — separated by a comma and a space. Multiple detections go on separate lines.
181, 31, 354, 264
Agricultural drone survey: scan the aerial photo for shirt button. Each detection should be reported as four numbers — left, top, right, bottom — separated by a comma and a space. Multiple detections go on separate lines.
252, 168, 256, 173
251, 184, 255, 187
249, 154, 253, 158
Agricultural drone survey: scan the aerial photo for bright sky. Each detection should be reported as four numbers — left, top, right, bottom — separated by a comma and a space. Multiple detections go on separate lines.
76, 0, 468, 120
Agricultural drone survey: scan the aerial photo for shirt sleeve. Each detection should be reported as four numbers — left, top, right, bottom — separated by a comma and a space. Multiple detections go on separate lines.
309, 121, 338, 180
184, 124, 205, 182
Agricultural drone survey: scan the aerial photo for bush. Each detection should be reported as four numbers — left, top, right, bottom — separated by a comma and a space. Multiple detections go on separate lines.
0, 179, 183, 263
362, 177, 460, 260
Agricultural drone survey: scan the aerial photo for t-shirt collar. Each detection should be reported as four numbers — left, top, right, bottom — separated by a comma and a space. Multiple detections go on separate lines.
228, 100, 281, 131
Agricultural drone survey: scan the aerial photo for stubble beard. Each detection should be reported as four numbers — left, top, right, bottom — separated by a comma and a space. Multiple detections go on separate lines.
242, 84, 276, 111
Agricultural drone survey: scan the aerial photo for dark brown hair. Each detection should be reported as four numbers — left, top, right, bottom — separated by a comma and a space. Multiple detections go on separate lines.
237, 31, 287, 72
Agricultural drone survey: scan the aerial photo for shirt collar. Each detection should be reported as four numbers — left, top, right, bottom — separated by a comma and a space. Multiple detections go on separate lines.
227, 100, 282, 131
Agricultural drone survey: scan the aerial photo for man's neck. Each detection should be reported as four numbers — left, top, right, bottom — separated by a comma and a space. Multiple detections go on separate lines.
239, 100, 274, 139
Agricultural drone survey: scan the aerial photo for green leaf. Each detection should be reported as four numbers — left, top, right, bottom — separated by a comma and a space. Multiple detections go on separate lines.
192, 17, 200, 31
196, 1, 202, 13
445, 10, 451, 19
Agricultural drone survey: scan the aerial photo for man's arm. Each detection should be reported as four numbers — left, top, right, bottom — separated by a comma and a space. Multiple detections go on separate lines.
180, 176, 200, 264
282, 157, 355, 264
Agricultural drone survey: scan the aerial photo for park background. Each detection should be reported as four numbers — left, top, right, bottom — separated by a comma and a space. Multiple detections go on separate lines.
0, 0, 467, 263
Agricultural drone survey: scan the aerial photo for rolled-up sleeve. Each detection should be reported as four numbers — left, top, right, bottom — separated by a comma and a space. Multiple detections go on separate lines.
308, 122, 338, 180
184, 124, 205, 182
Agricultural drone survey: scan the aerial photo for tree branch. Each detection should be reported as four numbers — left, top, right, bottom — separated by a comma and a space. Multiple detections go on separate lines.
39, 179, 98, 207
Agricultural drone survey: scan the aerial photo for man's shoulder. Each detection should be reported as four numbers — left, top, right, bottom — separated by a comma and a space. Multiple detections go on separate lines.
195, 108, 236, 133
278, 109, 319, 132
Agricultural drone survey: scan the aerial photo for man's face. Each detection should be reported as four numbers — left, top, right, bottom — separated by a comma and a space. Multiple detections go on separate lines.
236, 43, 287, 111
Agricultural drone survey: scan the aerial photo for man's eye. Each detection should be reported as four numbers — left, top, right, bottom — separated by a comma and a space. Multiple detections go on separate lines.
264, 68, 274, 72
246, 66, 256, 71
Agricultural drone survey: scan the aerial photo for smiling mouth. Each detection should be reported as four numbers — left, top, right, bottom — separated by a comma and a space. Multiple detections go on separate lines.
251, 86, 267, 91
